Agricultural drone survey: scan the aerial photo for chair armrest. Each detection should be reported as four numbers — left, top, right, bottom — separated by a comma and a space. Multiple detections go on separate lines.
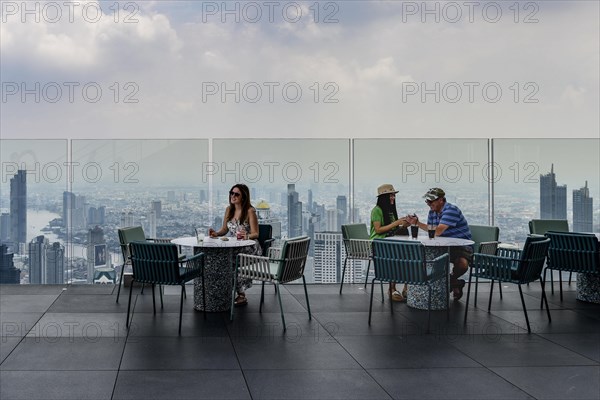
268, 247, 282, 260
179, 252, 204, 275
427, 253, 449, 279
237, 253, 276, 280
471, 253, 521, 280
478, 241, 500, 255
496, 247, 522, 260
344, 239, 372, 258
147, 237, 172, 244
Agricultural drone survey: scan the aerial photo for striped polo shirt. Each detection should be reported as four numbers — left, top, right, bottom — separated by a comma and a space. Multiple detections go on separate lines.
427, 202, 472, 240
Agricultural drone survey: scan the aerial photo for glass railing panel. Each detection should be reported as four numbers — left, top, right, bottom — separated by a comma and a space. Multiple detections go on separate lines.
212, 139, 351, 284
493, 138, 599, 245
0, 139, 68, 284
70, 139, 208, 284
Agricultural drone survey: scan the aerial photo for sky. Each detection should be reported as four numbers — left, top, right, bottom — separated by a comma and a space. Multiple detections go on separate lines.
1, 0, 599, 139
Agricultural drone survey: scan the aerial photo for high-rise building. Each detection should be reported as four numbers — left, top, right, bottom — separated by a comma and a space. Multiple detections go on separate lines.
120, 211, 136, 228
151, 200, 162, 220
336, 195, 347, 231
148, 210, 157, 238
0, 213, 10, 242
10, 170, 27, 249
573, 181, 594, 232
540, 164, 567, 219
313, 231, 361, 284
86, 226, 111, 284
326, 209, 337, 231
307, 189, 313, 213
0, 244, 20, 284
167, 191, 176, 202
29, 236, 65, 284
63, 191, 75, 227
287, 184, 302, 238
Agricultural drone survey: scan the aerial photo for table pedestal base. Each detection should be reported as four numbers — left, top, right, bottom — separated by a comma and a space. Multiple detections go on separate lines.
577, 273, 600, 304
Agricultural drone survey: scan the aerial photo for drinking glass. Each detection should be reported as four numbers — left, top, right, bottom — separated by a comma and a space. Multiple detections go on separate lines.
410, 225, 419, 239
427, 224, 436, 239
195, 228, 205, 244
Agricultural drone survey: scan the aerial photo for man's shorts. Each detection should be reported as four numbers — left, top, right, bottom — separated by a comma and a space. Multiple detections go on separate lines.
449, 245, 473, 266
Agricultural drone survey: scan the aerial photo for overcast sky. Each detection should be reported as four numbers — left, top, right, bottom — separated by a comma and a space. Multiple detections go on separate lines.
1, 1, 598, 139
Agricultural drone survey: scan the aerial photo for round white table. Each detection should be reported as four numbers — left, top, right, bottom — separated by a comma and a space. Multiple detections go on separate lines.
385, 235, 474, 310
171, 236, 256, 312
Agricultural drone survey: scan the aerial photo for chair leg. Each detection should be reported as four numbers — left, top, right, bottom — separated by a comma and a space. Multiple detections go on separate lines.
302, 276, 311, 320
540, 278, 551, 323
116, 264, 126, 303
339, 257, 348, 294
517, 284, 531, 333
474, 273, 479, 308
541, 268, 549, 309
487, 280, 494, 312
427, 285, 432, 334
498, 280, 503, 299
141, 283, 145, 294
259, 282, 265, 313
126, 279, 134, 329
380, 281, 384, 303
159, 285, 164, 309
568, 271, 572, 285
151, 284, 156, 314
464, 270, 473, 325
559, 272, 563, 302
550, 269, 554, 294
275, 282, 286, 330
368, 278, 375, 325
178, 285, 184, 335
364, 260, 371, 289
183, 285, 187, 299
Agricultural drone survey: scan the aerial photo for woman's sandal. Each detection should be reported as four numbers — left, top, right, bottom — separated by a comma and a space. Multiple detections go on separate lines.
234, 294, 248, 306
452, 280, 466, 301
389, 290, 407, 302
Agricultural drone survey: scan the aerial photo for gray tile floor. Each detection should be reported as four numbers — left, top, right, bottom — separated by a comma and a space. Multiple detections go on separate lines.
1, 279, 599, 400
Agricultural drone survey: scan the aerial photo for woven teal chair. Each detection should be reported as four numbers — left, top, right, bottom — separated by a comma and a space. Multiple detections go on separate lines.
544, 231, 600, 301
117, 226, 175, 303
529, 219, 570, 288
370, 239, 449, 333
464, 236, 551, 333
469, 224, 502, 305
232, 236, 311, 331
340, 224, 383, 299
126, 241, 205, 335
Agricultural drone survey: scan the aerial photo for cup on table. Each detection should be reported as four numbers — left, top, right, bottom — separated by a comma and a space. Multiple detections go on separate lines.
427, 225, 436, 239
236, 229, 246, 240
195, 228, 206, 244
410, 225, 419, 239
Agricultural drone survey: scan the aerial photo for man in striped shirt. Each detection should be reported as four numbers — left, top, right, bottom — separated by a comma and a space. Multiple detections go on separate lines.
406, 188, 473, 300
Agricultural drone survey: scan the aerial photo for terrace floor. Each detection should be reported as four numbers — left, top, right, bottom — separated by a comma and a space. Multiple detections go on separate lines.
1, 278, 599, 400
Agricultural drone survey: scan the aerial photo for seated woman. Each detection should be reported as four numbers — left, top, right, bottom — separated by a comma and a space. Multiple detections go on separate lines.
370, 184, 410, 302
209, 183, 261, 306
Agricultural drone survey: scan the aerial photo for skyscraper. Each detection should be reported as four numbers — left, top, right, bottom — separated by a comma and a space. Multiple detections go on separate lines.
573, 181, 594, 232
151, 200, 162, 219
10, 170, 27, 249
287, 184, 302, 238
86, 226, 110, 283
540, 164, 567, 219
0, 213, 10, 242
29, 236, 65, 284
336, 195, 347, 230
0, 244, 20, 284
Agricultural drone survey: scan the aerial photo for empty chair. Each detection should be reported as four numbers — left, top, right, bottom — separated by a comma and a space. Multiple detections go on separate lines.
231, 236, 311, 330
544, 231, 600, 301
529, 219, 570, 288
116, 226, 173, 303
464, 236, 551, 333
258, 224, 275, 256
340, 224, 382, 298
126, 241, 205, 335
369, 239, 449, 333
468, 224, 502, 305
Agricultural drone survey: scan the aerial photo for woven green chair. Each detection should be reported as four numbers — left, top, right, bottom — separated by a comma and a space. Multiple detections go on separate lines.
340, 224, 383, 299
370, 239, 449, 333
126, 241, 205, 335
544, 231, 599, 301
469, 224, 501, 305
464, 235, 551, 333
232, 236, 311, 331
529, 219, 570, 289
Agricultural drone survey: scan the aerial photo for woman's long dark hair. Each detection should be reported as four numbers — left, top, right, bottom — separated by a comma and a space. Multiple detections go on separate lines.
225, 184, 252, 224
376, 194, 399, 226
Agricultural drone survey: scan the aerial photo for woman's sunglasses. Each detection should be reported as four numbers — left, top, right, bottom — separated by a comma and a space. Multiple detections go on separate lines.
229, 191, 241, 198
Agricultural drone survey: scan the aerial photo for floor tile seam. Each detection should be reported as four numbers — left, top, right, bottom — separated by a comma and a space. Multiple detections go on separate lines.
226, 312, 255, 400
0, 310, 50, 366
323, 329, 398, 400
112, 294, 139, 400
534, 334, 600, 364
